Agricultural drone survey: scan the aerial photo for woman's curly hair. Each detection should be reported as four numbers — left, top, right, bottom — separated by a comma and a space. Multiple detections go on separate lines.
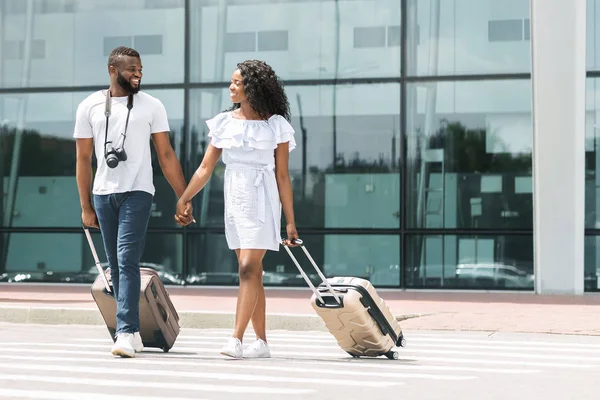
227, 60, 291, 122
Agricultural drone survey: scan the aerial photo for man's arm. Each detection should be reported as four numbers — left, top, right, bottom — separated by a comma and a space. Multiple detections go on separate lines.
152, 132, 188, 199
76, 138, 98, 228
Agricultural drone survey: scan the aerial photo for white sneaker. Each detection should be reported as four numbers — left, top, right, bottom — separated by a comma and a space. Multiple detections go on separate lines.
133, 332, 144, 353
111, 333, 135, 358
244, 339, 271, 358
220, 337, 243, 359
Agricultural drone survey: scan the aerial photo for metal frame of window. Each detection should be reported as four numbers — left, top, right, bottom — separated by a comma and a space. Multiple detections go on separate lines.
0, 0, 552, 290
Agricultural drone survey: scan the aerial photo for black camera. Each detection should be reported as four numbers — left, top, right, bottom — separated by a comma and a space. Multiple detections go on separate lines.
103, 91, 133, 169
105, 144, 127, 169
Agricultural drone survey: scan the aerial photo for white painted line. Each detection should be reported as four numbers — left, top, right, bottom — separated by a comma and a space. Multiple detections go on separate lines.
5, 341, 600, 365
400, 341, 600, 354
406, 337, 600, 349
0, 388, 199, 400
0, 344, 591, 368
0, 362, 401, 388
75, 334, 600, 354
283, 359, 540, 375
0, 373, 313, 395
0, 355, 473, 382
0, 349, 538, 375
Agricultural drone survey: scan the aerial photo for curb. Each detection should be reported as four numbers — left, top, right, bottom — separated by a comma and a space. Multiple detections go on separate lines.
0, 306, 421, 331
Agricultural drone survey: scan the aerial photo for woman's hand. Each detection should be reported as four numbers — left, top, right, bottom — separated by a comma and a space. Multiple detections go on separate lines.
283, 222, 299, 247
174, 199, 194, 226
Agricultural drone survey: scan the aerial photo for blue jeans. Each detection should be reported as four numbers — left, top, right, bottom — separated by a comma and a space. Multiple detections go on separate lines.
94, 191, 153, 335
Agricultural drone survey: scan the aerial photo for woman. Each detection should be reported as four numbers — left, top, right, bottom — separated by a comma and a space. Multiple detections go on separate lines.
175, 60, 299, 359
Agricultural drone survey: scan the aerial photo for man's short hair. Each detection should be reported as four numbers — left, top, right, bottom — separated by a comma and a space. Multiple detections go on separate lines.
107, 46, 140, 69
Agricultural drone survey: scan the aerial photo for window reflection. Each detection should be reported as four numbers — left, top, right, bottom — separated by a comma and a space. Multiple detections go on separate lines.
0, 90, 184, 229
406, 234, 533, 290
189, 0, 401, 82
407, 0, 531, 75
0, 0, 184, 87
406, 80, 533, 229
0, 232, 183, 285
186, 233, 400, 287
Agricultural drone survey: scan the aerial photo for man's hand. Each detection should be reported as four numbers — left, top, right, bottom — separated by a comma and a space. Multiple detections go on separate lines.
82, 206, 99, 229
174, 199, 194, 227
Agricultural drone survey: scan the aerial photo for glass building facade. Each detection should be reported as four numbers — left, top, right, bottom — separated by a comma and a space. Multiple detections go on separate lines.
0, 0, 595, 292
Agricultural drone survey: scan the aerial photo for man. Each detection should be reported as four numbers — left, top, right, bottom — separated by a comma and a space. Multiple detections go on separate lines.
74, 46, 192, 358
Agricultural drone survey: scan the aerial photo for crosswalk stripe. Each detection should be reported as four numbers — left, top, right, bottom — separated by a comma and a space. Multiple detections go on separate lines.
0, 362, 401, 388
405, 337, 600, 350
162, 340, 600, 362
0, 373, 314, 395
179, 331, 600, 347
0, 349, 538, 375
75, 335, 600, 355
157, 338, 600, 355
0, 389, 201, 400
404, 333, 600, 345
0, 355, 473, 381
282, 359, 540, 374
0, 344, 594, 369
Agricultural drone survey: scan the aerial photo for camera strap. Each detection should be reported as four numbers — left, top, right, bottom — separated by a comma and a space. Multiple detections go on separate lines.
103, 89, 134, 156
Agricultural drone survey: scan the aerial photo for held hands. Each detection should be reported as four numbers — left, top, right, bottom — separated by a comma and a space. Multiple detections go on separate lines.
174, 199, 195, 227
282, 222, 300, 247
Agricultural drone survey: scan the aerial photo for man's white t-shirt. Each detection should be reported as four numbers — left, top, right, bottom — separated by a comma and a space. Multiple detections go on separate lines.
73, 90, 169, 196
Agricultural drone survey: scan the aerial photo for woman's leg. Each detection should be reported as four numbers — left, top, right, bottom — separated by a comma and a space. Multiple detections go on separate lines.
232, 249, 267, 341
250, 262, 267, 342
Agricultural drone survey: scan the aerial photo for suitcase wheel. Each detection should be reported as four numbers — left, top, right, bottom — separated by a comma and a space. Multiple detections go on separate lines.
347, 352, 360, 358
162, 346, 170, 353
385, 351, 400, 360
399, 338, 407, 348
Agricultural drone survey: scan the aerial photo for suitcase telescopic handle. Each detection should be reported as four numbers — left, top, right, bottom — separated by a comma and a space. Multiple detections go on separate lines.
283, 238, 341, 305
82, 224, 112, 293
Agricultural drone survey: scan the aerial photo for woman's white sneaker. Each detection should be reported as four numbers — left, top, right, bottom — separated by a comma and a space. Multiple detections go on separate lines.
220, 337, 243, 359
244, 339, 271, 358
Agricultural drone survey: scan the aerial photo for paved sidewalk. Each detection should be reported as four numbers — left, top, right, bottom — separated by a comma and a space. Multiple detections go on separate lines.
1, 283, 600, 335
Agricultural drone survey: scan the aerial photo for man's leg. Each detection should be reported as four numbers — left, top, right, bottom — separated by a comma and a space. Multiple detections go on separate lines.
115, 191, 153, 335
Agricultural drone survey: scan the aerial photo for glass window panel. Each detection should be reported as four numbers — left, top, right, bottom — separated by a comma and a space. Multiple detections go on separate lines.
0, 89, 184, 228
588, 0, 600, 70
189, 0, 401, 82
407, 0, 531, 76
585, 78, 600, 229
388, 25, 401, 47
406, 234, 533, 290
405, 80, 533, 229
488, 20, 523, 42
187, 83, 400, 229
134, 35, 164, 55
186, 233, 400, 288
224, 32, 257, 53
585, 235, 600, 292
257, 31, 289, 52
0, 0, 184, 87
353, 27, 386, 49
0, 232, 183, 285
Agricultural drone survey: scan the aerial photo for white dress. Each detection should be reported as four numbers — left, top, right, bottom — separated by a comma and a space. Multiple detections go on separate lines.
206, 111, 296, 251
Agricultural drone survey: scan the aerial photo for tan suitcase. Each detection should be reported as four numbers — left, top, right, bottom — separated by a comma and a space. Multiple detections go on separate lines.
84, 226, 180, 352
284, 239, 406, 359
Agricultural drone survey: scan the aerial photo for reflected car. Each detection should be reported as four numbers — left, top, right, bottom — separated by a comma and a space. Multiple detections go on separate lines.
455, 263, 534, 288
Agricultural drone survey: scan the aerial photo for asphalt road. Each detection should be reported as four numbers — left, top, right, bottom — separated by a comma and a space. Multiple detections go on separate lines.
0, 323, 598, 399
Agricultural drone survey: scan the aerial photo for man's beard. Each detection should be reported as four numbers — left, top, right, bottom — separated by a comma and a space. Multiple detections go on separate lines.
117, 71, 140, 94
